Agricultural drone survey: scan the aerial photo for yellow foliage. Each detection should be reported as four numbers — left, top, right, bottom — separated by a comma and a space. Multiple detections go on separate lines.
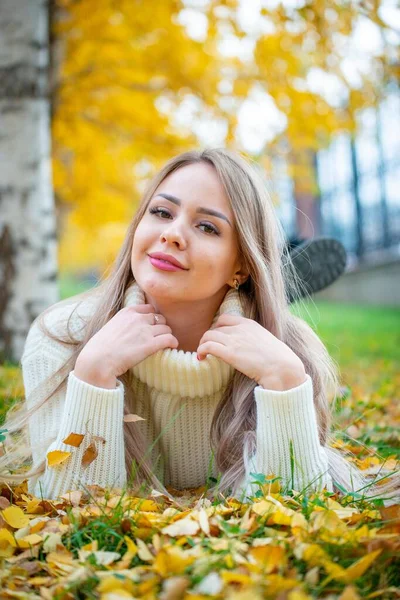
51, 1, 396, 270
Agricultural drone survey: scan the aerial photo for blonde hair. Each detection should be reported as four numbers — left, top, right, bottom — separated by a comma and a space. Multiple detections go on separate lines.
1, 148, 398, 505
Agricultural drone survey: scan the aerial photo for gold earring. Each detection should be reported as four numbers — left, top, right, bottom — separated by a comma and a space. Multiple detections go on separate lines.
233, 278, 240, 290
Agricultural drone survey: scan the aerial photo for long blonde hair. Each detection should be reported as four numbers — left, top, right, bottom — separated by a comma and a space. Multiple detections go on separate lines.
1, 148, 398, 504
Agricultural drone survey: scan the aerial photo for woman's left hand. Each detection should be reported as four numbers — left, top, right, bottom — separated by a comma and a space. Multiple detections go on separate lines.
197, 314, 307, 391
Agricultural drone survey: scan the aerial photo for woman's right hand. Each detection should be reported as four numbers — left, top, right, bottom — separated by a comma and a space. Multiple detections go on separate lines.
75, 304, 179, 385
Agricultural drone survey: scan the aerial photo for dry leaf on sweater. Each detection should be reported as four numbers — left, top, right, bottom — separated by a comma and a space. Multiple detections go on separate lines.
123, 414, 146, 423
47, 450, 72, 467
62, 433, 85, 447
91, 435, 106, 445
81, 442, 98, 467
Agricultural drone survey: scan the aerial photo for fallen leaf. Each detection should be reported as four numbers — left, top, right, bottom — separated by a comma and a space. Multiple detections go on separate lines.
91, 435, 106, 444
47, 450, 72, 467
162, 517, 200, 537
159, 576, 190, 600
338, 585, 361, 599
342, 549, 383, 582
78, 549, 121, 565
123, 413, 146, 422
194, 572, 223, 595
81, 442, 98, 467
0, 506, 30, 529
135, 538, 154, 561
62, 432, 85, 447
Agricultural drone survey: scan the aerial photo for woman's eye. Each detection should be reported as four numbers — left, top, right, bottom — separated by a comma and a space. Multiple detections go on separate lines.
149, 207, 171, 219
149, 206, 220, 235
198, 223, 219, 235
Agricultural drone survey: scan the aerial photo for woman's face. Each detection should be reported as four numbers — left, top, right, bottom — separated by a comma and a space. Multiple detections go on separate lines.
131, 161, 244, 303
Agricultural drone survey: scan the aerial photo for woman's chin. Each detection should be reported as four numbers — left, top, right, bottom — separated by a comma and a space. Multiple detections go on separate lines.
139, 275, 178, 296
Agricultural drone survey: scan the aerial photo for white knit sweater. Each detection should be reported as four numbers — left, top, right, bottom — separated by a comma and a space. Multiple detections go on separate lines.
20, 280, 333, 500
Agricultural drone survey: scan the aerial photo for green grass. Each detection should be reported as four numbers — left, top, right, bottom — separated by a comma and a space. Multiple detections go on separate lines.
292, 299, 400, 365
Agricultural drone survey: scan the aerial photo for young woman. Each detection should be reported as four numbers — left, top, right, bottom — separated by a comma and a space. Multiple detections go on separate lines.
1, 148, 397, 504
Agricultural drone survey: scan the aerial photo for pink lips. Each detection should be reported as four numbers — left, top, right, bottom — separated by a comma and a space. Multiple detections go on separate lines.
149, 256, 185, 271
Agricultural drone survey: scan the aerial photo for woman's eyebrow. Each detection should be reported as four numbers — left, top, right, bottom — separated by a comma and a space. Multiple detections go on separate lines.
154, 193, 232, 227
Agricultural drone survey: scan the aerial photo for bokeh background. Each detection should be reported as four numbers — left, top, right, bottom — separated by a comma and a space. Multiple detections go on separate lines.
54, 0, 400, 303
1, 0, 399, 373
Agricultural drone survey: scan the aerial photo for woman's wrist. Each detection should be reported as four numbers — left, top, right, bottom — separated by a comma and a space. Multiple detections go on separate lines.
75, 355, 117, 389
257, 361, 307, 391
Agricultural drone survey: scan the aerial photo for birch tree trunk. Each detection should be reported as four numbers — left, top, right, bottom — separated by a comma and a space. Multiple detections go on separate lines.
0, 0, 58, 363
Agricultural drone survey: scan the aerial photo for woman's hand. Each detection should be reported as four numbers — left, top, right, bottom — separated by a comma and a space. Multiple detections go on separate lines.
76, 304, 179, 381
197, 314, 306, 391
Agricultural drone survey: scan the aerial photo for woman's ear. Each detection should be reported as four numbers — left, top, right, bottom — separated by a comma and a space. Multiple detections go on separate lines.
234, 269, 250, 286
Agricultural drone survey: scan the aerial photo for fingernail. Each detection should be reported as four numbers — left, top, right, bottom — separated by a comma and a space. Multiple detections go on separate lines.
197, 353, 201, 361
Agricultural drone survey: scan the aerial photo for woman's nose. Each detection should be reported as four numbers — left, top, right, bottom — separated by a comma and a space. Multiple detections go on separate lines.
160, 221, 187, 247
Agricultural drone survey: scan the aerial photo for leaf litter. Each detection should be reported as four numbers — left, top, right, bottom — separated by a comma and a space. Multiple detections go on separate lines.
0, 381, 399, 598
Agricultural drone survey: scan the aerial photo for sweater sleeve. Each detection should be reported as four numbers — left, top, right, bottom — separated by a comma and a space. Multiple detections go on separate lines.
20, 306, 127, 500
241, 374, 333, 497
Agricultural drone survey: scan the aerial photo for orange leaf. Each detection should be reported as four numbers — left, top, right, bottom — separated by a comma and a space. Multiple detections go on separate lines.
62, 432, 85, 447
81, 442, 98, 467
47, 450, 72, 467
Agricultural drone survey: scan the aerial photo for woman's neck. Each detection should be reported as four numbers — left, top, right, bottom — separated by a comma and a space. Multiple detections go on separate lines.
144, 288, 228, 353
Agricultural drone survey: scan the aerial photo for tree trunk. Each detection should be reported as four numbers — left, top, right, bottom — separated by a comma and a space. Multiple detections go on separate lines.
0, 0, 58, 364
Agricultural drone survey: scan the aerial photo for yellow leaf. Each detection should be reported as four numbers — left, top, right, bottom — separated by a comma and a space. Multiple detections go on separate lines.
123, 535, 138, 556
30, 520, 46, 534
221, 571, 253, 585
252, 498, 294, 525
132, 499, 160, 512
0, 527, 17, 546
25, 498, 44, 514
82, 540, 98, 552
288, 591, 313, 600
198, 508, 210, 535
249, 544, 287, 573
47, 450, 72, 467
153, 547, 195, 576
135, 538, 154, 562
310, 510, 348, 538
100, 591, 134, 599
291, 512, 308, 530
259, 574, 299, 595
1, 506, 30, 529
162, 517, 200, 537
62, 432, 85, 447
338, 585, 361, 599
15, 533, 44, 548
28, 576, 53, 586
342, 549, 383, 583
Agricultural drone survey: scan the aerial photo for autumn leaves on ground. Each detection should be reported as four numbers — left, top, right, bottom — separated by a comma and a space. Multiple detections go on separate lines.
0, 301, 399, 599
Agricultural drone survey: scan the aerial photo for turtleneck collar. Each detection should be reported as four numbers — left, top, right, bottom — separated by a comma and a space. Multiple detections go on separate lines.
123, 280, 244, 398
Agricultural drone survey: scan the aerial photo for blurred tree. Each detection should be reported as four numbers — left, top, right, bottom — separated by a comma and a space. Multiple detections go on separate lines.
51, 0, 398, 271
0, 0, 58, 363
